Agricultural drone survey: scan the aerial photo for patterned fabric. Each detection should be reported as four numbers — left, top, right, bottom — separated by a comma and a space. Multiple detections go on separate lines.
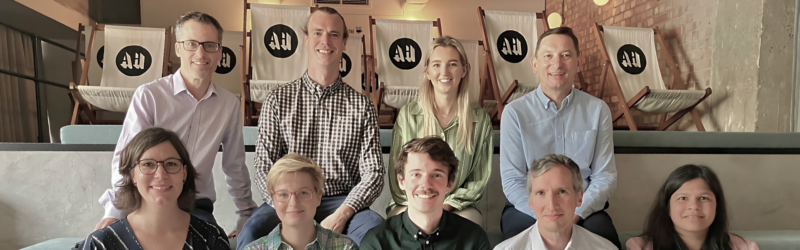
253, 71, 384, 211
78, 215, 230, 250
242, 222, 358, 250
388, 101, 494, 212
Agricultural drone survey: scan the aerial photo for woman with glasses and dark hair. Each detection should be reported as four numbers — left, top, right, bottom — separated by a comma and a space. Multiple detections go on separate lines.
626, 165, 758, 250
241, 153, 357, 250
80, 127, 230, 250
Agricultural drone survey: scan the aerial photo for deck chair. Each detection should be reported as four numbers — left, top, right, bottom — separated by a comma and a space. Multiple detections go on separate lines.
593, 23, 712, 131
214, 31, 244, 95
69, 24, 171, 125
340, 35, 365, 93
240, 2, 313, 126
368, 17, 442, 125
477, 7, 543, 120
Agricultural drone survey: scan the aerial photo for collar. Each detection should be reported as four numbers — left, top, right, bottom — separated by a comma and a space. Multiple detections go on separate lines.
267, 222, 323, 250
530, 222, 577, 250
534, 87, 576, 111
300, 71, 345, 97
172, 68, 217, 100
401, 210, 446, 241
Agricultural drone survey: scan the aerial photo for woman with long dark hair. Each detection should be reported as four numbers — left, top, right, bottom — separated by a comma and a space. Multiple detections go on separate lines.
626, 165, 758, 250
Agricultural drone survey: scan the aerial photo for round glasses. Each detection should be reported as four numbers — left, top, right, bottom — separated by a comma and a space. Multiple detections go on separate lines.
272, 188, 314, 203
177, 41, 221, 53
136, 159, 184, 175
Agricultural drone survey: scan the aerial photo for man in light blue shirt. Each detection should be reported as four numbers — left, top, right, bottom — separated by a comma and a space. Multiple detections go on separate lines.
499, 26, 620, 248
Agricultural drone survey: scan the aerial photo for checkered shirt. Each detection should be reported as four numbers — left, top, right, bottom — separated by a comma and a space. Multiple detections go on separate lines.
253, 71, 384, 211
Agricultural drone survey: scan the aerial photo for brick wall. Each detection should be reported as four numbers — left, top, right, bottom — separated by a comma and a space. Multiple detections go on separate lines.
545, 0, 719, 129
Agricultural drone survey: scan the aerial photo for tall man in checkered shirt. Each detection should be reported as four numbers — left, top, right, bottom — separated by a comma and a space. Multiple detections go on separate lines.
236, 7, 385, 249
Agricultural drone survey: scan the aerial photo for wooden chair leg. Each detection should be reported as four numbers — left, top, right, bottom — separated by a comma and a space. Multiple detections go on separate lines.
655, 108, 692, 131
71, 102, 81, 125
620, 104, 638, 131
690, 109, 706, 131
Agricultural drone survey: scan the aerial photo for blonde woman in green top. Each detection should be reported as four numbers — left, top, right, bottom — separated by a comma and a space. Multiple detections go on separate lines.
387, 36, 494, 227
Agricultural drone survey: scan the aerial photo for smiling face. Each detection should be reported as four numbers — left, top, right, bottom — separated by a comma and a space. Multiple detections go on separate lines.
669, 178, 717, 235
131, 141, 187, 207
398, 152, 453, 215
272, 171, 321, 227
425, 45, 467, 97
305, 11, 347, 72
532, 34, 579, 93
175, 20, 222, 82
528, 165, 582, 234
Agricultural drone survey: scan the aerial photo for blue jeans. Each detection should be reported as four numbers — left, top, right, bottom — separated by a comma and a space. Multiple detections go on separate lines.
236, 194, 384, 249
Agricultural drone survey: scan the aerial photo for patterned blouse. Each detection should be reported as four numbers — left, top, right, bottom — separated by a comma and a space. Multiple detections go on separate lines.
78, 215, 230, 250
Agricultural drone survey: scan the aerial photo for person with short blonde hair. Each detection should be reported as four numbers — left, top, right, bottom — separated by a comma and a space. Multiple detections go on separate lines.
387, 36, 493, 226
243, 153, 357, 250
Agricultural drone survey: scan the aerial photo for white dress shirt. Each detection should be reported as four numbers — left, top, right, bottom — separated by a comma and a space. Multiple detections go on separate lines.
494, 222, 617, 250
99, 70, 258, 230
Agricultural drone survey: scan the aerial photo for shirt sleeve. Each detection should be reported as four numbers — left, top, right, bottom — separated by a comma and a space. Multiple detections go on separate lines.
499, 105, 537, 219
387, 106, 410, 211
444, 114, 493, 210
220, 99, 258, 231
343, 101, 384, 211
253, 94, 287, 205
574, 103, 617, 219
99, 86, 154, 220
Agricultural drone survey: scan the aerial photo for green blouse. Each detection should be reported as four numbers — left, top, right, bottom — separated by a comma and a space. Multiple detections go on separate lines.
388, 101, 494, 213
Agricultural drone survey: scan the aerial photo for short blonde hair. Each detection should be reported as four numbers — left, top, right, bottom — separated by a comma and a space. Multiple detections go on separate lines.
266, 153, 325, 195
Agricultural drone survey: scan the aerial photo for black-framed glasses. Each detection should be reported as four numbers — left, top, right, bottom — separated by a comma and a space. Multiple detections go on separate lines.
177, 41, 221, 53
272, 188, 314, 203
136, 159, 184, 174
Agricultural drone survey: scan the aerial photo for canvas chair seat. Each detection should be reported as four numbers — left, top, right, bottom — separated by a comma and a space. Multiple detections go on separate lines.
383, 86, 419, 109
507, 85, 537, 103
249, 80, 287, 103
76, 86, 136, 112
633, 89, 707, 113
482, 100, 498, 114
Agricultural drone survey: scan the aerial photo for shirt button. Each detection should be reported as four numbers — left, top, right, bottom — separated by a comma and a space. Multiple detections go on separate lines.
414, 235, 417, 239
558, 135, 562, 139
436, 232, 439, 236
426, 240, 429, 245
418, 232, 422, 235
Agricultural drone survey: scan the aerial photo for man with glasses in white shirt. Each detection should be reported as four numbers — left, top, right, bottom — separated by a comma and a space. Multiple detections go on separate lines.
93, 12, 258, 238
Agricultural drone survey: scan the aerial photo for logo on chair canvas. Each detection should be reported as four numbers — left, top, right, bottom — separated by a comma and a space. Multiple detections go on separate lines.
265, 24, 299, 58
389, 38, 422, 70
497, 30, 528, 63
340, 52, 353, 77
116, 45, 152, 76
215, 46, 237, 74
616, 44, 647, 75
97, 46, 105, 68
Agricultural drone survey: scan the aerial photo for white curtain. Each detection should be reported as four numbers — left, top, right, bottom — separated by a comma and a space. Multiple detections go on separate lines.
0, 24, 38, 142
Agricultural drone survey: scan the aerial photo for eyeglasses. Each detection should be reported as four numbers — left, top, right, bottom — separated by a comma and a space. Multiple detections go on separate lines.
272, 188, 314, 203
136, 159, 184, 175
177, 41, 221, 53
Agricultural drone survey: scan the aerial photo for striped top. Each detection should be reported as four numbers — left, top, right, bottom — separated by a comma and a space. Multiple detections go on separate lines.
242, 222, 358, 250
78, 215, 230, 250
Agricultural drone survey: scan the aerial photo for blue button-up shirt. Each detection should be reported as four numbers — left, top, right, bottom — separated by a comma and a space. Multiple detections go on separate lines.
500, 87, 617, 219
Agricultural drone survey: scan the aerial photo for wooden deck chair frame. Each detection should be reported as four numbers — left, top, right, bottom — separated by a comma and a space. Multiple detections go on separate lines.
367, 16, 443, 127
240, 2, 318, 126
69, 23, 173, 125
477, 7, 546, 121
593, 23, 711, 131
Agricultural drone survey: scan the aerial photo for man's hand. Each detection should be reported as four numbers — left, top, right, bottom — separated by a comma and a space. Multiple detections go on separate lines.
573, 214, 581, 224
227, 230, 239, 238
95, 218, 119, 230
321, 205, 355, 233
443, 203, 455, 212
